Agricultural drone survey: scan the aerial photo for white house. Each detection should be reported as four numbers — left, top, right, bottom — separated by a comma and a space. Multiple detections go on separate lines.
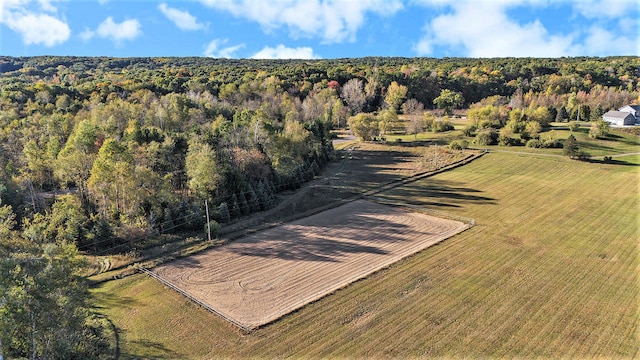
602, 105, 640, 126
618, 105, 640, 117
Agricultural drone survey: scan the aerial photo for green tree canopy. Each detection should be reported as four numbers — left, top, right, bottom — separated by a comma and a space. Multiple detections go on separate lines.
348, 113, 379, 141
185, 140, 221, 200
384, 81, 408, 112
433, 89, 464, 115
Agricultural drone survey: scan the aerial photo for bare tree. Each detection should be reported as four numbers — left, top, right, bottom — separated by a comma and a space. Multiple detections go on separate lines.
340, 78, 366, 115
401, 98, 424, 115
406, 113, 425, 139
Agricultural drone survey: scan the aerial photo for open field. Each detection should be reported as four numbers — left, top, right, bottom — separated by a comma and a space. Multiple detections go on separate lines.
92, 144, 639, 358
149, 200, 468, 330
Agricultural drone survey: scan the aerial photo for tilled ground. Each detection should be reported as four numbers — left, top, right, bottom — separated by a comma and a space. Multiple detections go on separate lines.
151, 199, 468, 330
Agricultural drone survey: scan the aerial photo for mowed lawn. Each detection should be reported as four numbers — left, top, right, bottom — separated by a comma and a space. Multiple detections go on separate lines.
93, 151, 639, 359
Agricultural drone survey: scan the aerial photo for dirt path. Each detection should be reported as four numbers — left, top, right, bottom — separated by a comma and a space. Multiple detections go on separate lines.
610, 152, 640, 157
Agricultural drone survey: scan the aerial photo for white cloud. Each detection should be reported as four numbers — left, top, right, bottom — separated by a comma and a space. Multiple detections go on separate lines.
0, 0, 70, 47
204, 38, 245, 58
82, 17, 142, 43
414, 1, 577, 57
158, 3, 207, 31
3, 12, 70, 46
35, 0, 58, 13
573, 0, 638, 19
413, 0, 640, 57
579, 26, 638, 56
200, 0, 403, 43
79, 27, 94, 41
251, 44, 321, 59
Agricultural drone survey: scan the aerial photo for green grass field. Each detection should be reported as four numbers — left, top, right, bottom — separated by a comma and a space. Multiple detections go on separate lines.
93, 139, 639, 358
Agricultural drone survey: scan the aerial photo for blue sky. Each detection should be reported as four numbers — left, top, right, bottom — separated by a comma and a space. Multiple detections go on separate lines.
1, 0, 638, 59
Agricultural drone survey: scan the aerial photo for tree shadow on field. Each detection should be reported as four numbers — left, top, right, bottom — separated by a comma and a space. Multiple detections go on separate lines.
342, 149, 420, 189
588, 158, 640, 167
383, 179, 496, 209
122, 339, 182, 359
228, 202, 428, 262
162, 253, 205, 268
91, 289, 140, 311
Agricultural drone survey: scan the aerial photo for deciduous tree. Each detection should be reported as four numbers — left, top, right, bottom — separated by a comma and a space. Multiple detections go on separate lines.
0, 208, 112, 359
185, 141, 221, 200
384, 81, 408, 112
348, 113, 379, 141
340, 78, 366, 115
434, 89, 464, 115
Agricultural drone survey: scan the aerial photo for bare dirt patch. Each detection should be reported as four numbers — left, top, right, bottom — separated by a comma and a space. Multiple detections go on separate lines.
150, 199, 469, 330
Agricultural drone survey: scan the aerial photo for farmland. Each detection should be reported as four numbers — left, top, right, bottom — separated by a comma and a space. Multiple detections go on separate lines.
150, 200, 468, 331
92, 141, 639, 358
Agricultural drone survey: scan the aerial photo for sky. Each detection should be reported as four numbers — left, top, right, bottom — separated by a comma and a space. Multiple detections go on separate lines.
1, 0, 639, 59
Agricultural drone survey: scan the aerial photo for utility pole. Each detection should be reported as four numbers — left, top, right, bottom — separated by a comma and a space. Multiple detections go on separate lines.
205, 200, 211, 242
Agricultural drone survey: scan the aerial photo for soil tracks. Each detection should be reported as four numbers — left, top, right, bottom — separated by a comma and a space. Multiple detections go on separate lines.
151, 200, 469, 330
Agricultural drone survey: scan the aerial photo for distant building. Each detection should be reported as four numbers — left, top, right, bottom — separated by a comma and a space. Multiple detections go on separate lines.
602, 105, 640, 126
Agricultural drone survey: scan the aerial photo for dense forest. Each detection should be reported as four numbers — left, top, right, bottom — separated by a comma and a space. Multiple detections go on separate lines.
0, 55, 639, 357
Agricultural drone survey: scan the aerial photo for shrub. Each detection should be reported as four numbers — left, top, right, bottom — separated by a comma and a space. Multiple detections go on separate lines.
500, 135, 520, 146
526, 139, 543, 148
568, 121, 580, 132
543, 138, 563, 148
449, 139, 469, 150
432, 119, 454, 132
474, 129, 499, 146
463, 125, 477, 137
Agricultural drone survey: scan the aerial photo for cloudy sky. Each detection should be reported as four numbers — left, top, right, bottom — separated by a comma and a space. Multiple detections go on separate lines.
1, 0, 638, 59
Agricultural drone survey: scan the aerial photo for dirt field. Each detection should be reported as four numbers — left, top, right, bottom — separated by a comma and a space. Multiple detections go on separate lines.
151, 200, 469, 330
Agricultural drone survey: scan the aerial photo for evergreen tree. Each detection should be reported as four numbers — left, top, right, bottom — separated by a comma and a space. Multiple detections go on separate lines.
256, 181, 270, 210
563, 134, 579, 158
591, 104, 604, 121
556, 106, 569, 122
229, 194, 241, 219
246, 185, 260, 213
238, 191, 249, 215
218, 202, 230, 223
547, 105, 558, 123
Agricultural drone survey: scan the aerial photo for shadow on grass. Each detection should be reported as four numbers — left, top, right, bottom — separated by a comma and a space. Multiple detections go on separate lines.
91, 289, 140, 311
604, 132, 640, 146
382, 179, 496, 209
123, 339, 182, 359
588, 158, 640, 166
577, 141, 615, 153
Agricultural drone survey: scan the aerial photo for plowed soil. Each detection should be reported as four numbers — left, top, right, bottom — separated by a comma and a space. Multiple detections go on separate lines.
151, 200, 468, 330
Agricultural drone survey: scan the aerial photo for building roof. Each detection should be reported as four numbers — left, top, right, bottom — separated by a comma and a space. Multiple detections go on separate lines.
619, 105, 640, 112
603, 110, 635, 119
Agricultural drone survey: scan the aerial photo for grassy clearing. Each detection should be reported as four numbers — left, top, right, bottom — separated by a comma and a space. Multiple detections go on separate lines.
92, 140, 639, 358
